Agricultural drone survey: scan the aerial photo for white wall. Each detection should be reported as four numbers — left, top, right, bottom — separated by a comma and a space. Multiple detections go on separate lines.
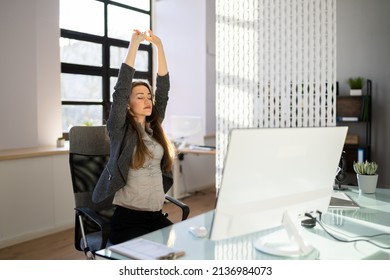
0, 0, 61, 150
154, 0, 210, 139
154, 0, 216, 191
0, 0, 71, 249
206, 0, 216, 135
337, 0, 390, 187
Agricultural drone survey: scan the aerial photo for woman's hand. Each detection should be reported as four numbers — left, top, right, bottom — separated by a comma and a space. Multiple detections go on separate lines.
125, 29, 168, 75
131, 29, 147, 46
145, 30, 162, 47
124, 29, 146, 67
145, 30, 168, 76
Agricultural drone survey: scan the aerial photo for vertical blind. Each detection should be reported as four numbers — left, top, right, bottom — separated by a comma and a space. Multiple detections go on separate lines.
216, 0, 337, 188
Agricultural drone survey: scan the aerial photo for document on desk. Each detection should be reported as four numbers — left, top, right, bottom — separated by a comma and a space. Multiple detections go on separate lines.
329, 191, 360, 209
109, 238, 185, 260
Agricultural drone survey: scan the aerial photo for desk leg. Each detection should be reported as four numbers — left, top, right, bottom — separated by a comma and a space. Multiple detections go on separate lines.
172, 156, 189, 199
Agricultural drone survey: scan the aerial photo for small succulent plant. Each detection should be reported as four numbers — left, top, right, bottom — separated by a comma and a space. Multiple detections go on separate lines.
348, 77, 365, 89
353, 160, 378, 175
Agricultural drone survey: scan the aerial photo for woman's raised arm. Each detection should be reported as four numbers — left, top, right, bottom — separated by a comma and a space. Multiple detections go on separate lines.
146, 30, 168, 76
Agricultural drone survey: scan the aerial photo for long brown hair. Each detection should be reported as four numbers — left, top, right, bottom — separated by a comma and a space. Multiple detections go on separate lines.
127, 81, 175, 172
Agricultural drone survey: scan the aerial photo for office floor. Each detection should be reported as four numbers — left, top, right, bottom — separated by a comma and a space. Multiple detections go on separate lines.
0, 186, 216, 260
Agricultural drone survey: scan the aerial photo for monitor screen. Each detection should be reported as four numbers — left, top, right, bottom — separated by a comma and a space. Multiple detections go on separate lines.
170, 115, 203, 146
210, 126, 348, 257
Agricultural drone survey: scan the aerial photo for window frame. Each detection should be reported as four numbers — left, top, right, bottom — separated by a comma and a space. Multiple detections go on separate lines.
60, 0, 152, 136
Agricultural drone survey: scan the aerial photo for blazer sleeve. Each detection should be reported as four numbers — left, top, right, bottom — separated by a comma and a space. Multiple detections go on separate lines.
153, 73, 170, 121
107, 63, 135, 135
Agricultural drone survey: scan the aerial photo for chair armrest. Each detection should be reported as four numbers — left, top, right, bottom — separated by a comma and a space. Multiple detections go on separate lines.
165, 195, 190, 220
75, 207, 111, 249
75, 207, 107, 228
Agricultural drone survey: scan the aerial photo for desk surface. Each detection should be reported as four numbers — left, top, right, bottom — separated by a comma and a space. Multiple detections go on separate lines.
178, 147, 216, 155
0, 145, 68, 161
96, 187, 390, 260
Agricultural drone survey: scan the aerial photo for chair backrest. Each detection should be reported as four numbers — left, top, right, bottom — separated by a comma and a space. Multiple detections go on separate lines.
69, 125, 113, 213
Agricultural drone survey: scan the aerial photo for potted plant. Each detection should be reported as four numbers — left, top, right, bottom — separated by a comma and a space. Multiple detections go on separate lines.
56, 136, 65, 148
353, 160, 378, 194
348, 77, 364, 96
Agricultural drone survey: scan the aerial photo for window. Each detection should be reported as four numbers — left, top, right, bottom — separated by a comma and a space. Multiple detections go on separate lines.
59, 0, 152, 133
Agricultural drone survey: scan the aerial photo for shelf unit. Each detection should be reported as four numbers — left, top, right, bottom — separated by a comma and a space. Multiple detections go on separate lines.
336, 79, 372, 184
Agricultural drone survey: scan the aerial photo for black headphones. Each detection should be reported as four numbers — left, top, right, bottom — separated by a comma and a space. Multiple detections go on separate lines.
335, 151, 347, 186
301, 213, 317, 228
301, 217, 317, 228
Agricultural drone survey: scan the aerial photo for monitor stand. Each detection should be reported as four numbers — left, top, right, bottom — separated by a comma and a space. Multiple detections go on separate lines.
254, 211, 315, 257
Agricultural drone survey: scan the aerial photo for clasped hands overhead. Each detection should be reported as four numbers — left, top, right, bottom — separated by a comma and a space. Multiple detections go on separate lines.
131, 29, 162, 46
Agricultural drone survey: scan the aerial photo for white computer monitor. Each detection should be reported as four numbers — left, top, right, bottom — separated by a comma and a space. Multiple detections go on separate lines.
210, 126, 348, 257
170, 115, 203, 147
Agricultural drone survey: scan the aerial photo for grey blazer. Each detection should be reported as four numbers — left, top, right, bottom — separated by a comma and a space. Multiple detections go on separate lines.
92, 63, 173, 204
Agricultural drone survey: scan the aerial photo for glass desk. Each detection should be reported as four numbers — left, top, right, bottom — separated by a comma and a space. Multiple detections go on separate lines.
95, 187, 390, 260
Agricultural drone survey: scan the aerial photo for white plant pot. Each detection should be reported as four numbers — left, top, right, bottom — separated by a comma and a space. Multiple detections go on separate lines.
356, 174, 378, 194
57, 138, 65, 148
350, 89, 362, 96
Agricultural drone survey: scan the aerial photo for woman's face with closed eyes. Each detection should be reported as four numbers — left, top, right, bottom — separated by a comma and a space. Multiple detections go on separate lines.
128, 85, 153, 121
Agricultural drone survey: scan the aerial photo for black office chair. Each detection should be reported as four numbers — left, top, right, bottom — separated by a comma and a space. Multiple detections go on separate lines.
69, 125, 190, 259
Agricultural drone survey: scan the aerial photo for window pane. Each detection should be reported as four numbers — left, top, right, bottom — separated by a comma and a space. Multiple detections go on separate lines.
60, 39, 102, 66
110, 46, 127, 68
60, 0, 104, 36
112, 0, 150, 11
62, 105, 103, 132
108, 4, 150, 41
110, 77, 118, 103
110, 46, 149, 71
61, 74, 102, 102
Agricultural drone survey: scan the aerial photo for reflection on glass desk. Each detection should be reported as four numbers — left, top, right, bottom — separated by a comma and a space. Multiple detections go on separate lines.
95, 187, 390, 260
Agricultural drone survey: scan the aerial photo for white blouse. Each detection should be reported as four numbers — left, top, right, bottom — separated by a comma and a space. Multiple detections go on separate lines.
113, 126, 165, 211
